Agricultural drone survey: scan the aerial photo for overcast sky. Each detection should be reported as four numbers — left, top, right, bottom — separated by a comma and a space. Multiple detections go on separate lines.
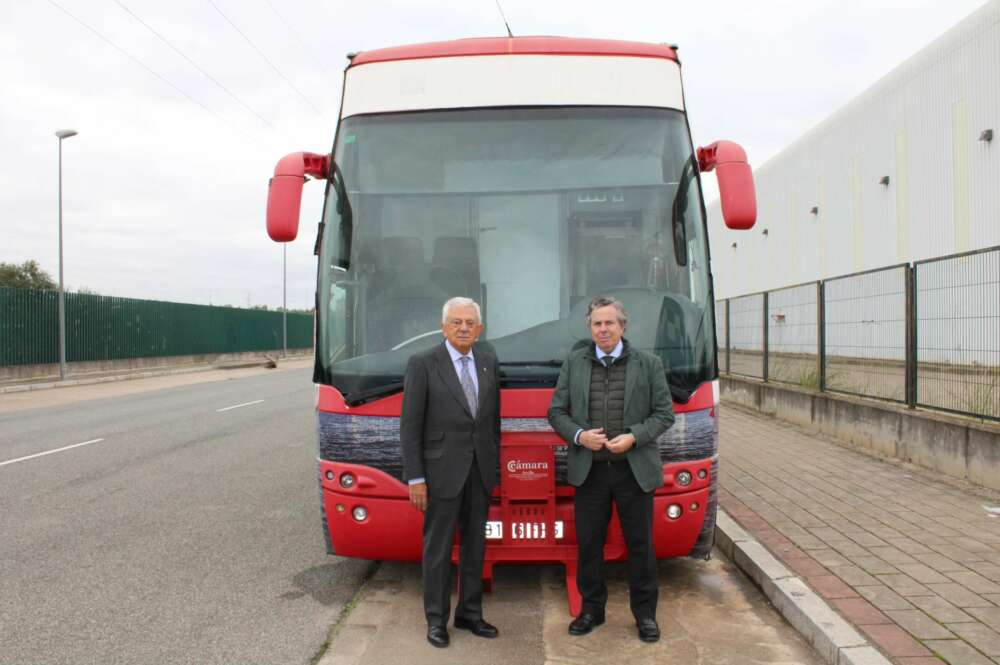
0, 0, 991, 309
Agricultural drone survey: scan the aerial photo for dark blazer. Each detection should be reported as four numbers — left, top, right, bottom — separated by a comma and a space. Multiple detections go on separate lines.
400, 342, 500, 498
548, 340, 674, 493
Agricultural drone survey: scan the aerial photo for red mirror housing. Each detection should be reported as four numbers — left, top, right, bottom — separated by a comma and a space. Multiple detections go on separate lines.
266, 152, 331, 242
697, 141, 757, 230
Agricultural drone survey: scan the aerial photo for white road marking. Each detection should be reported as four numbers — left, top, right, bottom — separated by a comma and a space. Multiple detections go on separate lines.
0, 438, 105, 469
216, 399, 265, 413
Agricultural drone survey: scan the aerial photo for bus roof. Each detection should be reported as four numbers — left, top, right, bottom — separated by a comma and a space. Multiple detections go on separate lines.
349, 36, 678, 67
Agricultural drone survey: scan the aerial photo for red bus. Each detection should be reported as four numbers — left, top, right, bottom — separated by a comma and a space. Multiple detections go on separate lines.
265, 36, 756, 614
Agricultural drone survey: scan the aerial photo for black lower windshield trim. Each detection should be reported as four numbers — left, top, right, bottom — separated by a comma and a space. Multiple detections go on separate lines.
499, 361, 563, 367
331, 376, 702, 404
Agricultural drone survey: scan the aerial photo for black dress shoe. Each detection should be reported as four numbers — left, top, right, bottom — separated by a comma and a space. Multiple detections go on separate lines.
426, 625, 449, 648
454, 616, 499, 638
568, 613, 605, 635
637, 618, 660, 643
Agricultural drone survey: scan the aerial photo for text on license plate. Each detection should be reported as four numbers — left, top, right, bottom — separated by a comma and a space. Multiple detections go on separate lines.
485, 520, 563, 540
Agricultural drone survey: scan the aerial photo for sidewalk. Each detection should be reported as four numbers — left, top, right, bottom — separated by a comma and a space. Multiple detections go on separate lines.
0, 351, 312, 394
719, 403, 1000, 665
0, 357, 314, 414
316, 550, 823, 665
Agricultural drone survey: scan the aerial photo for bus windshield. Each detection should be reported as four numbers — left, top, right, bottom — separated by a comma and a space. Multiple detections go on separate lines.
317, 107, 716, 403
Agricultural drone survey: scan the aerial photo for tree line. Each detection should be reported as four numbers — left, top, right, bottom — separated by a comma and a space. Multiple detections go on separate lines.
0, 260, 312, 312
0, 260, 56, 290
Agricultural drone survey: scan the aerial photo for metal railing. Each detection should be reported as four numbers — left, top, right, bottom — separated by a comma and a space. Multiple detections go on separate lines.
716, 244, 1000, 421
0, 287, 314, 366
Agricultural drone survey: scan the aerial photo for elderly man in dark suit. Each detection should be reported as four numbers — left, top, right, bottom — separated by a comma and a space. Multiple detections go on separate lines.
401, 297, 500, 648
548, 296, 674, 643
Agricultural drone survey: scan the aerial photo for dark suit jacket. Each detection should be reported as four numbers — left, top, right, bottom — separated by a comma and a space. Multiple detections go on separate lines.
400, 342, 500, 499
547, 339, 674, 493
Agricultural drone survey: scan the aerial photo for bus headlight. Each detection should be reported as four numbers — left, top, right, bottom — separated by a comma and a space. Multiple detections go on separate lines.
667, 504, 683, 520
697, 469, 708, 480
676, 471, 692, 486
352, 506, 368, 522
340, 473, 356, 489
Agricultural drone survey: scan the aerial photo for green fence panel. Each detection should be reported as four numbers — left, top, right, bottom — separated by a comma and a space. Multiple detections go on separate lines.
1, 287, 313, 366
0, 288, 59, 365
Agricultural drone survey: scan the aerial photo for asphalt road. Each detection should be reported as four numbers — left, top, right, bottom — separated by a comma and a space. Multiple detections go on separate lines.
1, 364, 824, 665
0, 365, 371, 665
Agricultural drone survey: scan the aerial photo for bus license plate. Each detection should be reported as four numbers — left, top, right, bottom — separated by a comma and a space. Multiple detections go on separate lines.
485, 521, 563, 540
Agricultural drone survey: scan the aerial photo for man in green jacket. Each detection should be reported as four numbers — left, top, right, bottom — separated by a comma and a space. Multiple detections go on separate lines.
548, 296, 674, 643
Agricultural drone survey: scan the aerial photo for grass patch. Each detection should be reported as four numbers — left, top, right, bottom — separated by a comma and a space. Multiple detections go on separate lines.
310, 560, 381, 665
795, 366, 821, 391
958, 370, 1000, 419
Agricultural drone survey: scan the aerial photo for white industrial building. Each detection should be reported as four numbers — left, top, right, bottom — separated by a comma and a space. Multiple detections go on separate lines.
708, 0, 1000, 300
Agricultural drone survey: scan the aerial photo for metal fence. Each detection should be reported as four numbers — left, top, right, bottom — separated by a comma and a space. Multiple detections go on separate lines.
915, 248, 1000, 419
728, 293, 764, 379
716, 244, 1000, 421
0, 287, 313, 366
767, 283, 819, 387
824, 266, 907, 402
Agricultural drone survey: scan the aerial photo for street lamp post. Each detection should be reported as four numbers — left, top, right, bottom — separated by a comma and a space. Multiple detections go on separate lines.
55, 129, 78, 381
282, 243, 287, 357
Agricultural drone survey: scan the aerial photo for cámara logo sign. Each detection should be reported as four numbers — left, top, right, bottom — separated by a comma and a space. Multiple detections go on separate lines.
507, 459, 549, 473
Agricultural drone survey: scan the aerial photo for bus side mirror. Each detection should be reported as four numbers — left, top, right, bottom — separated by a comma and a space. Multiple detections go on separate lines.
697, 141, 756, 230
266, 152, 331, 242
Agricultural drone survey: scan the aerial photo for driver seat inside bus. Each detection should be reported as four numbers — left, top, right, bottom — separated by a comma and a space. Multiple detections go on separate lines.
431, 236, 481, 301
365, 236, 449, 352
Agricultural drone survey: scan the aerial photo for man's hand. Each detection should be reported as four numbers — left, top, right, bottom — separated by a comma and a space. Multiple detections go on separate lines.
409, 482, 428, 512
578, 428, 608, 451
605, 433, 636, 454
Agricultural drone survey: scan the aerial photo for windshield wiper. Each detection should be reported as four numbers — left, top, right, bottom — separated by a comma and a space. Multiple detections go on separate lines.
669, 155, 697, 267
342, 381, 404, 406
326, 161, 353, 269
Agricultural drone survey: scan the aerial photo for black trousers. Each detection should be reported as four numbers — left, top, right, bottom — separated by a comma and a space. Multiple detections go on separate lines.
422, 463, 489, 627
574, 460, 657, 621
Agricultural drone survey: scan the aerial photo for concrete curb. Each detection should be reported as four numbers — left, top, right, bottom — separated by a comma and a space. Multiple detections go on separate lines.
0, 354, 311, 395
715, 510, 891, 665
